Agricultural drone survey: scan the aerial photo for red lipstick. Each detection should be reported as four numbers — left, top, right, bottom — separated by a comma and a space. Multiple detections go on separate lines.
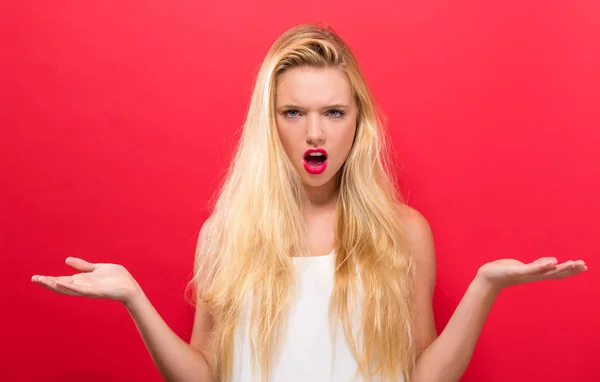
303, 148, 328, 175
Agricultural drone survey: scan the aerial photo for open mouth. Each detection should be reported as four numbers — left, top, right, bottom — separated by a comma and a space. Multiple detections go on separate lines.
305, 153, 327, 166
303, 148, 328, 174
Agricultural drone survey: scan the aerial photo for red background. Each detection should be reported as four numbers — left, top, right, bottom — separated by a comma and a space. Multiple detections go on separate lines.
2, 1, 599, 381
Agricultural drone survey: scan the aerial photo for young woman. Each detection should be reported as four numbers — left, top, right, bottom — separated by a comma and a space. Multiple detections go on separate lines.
32, 23, 587, 382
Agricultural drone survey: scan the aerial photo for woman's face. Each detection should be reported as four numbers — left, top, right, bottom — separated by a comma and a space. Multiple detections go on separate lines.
275, 66, 357, 188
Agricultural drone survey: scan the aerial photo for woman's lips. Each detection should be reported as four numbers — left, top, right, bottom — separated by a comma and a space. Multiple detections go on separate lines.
303, 148, 328, 175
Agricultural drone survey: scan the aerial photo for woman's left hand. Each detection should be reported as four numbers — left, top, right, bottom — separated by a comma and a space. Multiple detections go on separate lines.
476, 257, 588, 292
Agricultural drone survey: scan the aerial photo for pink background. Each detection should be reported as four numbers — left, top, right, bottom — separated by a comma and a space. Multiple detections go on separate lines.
2, 1, 599, 381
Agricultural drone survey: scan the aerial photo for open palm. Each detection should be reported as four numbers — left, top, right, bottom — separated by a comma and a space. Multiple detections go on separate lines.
477, 257, 587, 291
31, 257, 140, 305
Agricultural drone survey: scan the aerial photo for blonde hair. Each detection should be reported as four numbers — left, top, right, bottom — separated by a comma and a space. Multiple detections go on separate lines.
189, 22, 416, 382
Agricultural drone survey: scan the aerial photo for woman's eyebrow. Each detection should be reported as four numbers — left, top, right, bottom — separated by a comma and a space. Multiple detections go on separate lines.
277, 104, 350, 110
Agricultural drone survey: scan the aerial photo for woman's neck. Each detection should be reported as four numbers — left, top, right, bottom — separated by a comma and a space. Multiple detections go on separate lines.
303, 175, 339, 208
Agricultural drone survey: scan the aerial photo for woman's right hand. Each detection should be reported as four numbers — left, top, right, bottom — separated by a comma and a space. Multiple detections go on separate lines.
31, 257, 142, 307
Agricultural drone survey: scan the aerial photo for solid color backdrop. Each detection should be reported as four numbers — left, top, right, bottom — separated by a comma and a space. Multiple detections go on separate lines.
1, 1, 599, 381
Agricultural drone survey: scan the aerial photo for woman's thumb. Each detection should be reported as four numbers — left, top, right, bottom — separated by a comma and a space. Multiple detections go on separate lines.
65, 257, 97, 272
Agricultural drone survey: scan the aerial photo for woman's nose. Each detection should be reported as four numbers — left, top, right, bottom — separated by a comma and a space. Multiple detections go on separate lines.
306, 115, 325, 144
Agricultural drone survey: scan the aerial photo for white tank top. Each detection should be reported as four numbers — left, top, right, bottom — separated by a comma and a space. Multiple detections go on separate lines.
231, 250, 403, 382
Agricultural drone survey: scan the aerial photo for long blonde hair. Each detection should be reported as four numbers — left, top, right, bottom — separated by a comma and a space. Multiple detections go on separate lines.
190, 22, 416, 382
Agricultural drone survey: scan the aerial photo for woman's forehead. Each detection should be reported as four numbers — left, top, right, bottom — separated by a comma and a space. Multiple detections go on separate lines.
276, 67, 352, 107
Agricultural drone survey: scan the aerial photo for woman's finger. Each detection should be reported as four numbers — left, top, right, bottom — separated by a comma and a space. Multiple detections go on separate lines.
540, 260, 586, 280
538, 261, 571, 277
31, 275, 84, 296
524, 257, 558, 274
55, 279, 94, 296
65, 257, 97, 273
531, 257, 558, 266
551, 268, 579, 280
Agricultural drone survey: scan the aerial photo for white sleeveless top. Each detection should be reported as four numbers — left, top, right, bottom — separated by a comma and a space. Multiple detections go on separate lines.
230, 250, 403, 382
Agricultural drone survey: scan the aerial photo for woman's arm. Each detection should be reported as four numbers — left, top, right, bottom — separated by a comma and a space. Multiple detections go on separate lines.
124, 286, 213, 382
410, 274, 498, 382
403, 207, 587, 382
124, 218, 216, 382
31, 219, 217, 382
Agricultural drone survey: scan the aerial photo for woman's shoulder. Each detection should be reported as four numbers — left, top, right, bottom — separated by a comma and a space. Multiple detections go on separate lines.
199, 214, 217, 239
397, 204, 432, 234
194, 214, 218, 272
397, 204, 435, 258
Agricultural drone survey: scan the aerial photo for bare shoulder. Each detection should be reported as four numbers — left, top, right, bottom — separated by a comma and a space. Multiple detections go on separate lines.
398, 204, 435, 247
193, 213, 218, 281
398, 204, 437, 276
398, 204, 439, 351
197, 214, 216, 248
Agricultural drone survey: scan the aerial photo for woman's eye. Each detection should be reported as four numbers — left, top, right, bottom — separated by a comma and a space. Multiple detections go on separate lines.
328, 109, 345, 118
283, 109, 301, 118
283, 109, 344, 119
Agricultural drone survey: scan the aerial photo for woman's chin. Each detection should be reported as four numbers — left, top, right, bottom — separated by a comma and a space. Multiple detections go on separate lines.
300, 172, 336, 188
